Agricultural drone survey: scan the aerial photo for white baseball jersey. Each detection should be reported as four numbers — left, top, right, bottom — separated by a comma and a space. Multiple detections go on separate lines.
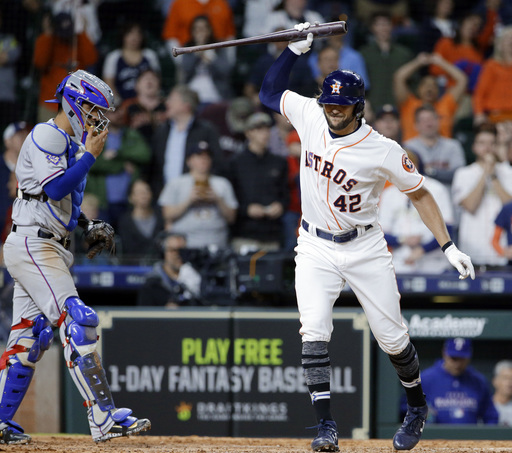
452, 161, 512, 266
280, 91, 424, 231
281, 91, 424, 354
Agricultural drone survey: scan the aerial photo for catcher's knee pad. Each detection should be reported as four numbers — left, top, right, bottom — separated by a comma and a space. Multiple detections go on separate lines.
60, 296, 99, 354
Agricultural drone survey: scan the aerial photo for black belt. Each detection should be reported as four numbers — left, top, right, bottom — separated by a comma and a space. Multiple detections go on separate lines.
12, 224, 71, 250
301, 219, 372, 243
17, 188, 48, 202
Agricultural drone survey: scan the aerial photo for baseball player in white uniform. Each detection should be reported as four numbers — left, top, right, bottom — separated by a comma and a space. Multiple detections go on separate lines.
0, 70, 150, 444
259, 23, 475, 451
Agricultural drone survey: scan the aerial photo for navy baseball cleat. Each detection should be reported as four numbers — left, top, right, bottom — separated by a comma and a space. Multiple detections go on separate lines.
393, 404, 428, 450
0, 421, 31, 445
311, 419, 339, 452
94, 409, 151, 442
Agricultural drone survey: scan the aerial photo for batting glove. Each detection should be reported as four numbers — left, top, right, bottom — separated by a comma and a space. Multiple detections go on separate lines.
288, 22, 313, 55
444, 243, 475, 280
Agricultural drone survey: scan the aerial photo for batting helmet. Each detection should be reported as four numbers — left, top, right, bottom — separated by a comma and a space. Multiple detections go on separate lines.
46, 70, 115, 144
317, 70, 365, 118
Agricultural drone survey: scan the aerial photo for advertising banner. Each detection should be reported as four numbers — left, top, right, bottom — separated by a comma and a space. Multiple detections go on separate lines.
97, 308, 371, 438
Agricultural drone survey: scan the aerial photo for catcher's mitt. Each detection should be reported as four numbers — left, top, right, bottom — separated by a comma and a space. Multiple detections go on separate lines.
83, 219, 115, 259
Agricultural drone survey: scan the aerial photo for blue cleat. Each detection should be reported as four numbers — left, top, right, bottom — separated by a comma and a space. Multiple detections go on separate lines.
393, 404, 428, 450
310, 419, 339, 452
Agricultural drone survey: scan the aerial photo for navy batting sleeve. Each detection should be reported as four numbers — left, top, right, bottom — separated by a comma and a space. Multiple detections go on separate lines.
259, 48, 300, 113
43, 152, 96, 201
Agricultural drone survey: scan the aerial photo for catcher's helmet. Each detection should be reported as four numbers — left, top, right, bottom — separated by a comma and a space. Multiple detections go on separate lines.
46, 69, 115, 144
317, 69, 365, 118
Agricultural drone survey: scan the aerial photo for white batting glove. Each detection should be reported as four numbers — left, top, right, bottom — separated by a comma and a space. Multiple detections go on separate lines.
288, 22, 313, 55
444, 243, 475, 280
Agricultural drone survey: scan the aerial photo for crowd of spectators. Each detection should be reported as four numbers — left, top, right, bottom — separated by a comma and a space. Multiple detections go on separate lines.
1, 0, 512, 306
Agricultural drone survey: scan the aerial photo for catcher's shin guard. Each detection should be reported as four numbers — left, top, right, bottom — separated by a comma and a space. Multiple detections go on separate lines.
0, 314, 52, 444
59, 297, 151, 441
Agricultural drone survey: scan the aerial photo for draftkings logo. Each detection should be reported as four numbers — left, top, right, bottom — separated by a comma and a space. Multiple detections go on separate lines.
176, 401, 193, 421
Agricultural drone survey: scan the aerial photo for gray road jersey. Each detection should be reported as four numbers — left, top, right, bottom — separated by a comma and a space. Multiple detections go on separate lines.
12, 120, 85, 239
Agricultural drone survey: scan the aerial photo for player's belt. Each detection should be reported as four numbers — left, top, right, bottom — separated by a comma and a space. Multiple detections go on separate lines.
17, 188, 48, 202
11, 224, 71, 250
301, 219, 373, 243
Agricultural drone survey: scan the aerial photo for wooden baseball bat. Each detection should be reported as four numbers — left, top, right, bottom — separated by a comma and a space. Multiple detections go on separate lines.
171, 21, 348, 57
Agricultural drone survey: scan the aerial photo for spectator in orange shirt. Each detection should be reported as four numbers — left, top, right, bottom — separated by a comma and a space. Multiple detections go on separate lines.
161, 0, 235, 53
430, 6, 499, 92
473, 26, 512, 127
393, 52, 467, 141
33, 11, 98, 123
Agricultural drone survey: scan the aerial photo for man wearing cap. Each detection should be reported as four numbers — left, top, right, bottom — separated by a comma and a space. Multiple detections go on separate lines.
373, 104, 402, 143
224, 112, 289, 253
416, 338, 499, 424
159, 140, 238, 249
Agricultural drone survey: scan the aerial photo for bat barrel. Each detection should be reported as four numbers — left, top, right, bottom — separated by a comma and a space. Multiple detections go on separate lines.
171, 21, 347, 57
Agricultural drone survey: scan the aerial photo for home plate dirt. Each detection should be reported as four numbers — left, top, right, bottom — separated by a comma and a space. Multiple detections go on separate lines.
14, 436, 512, 452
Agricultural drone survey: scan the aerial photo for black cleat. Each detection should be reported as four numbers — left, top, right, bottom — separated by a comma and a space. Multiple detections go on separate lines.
0, 426, 32, 445
94, 417, 151, 442
393, 404, 428, 450
311, 419, 339, 452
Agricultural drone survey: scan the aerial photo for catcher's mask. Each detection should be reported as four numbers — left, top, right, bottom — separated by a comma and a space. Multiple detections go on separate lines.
46, 69, 115, 144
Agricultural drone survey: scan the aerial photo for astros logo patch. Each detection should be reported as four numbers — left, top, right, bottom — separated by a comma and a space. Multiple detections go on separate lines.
402, 155, 415, 173
330, 81, 342, 94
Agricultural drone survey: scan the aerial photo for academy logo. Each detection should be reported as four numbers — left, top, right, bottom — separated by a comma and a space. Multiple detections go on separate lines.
402, 155, 415, 173
176, 401, 193, 421
406, 314, 487, 337
330, 81, 342, 94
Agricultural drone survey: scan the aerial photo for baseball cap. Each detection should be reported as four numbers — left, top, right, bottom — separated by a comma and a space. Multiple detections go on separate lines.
244, 112, 273, 131
444, 338, 473, 358
3, 122, 28, 141
186, 140, 212, 158
376, 104, 399, 120
52, 12, 74, 40
227, 97, 255, 133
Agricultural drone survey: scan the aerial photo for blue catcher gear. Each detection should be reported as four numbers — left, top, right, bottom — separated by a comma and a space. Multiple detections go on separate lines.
45, 69, 114, 145
317, 70, 365, 118
59, 297, 151, 441
0, 315, 54, 445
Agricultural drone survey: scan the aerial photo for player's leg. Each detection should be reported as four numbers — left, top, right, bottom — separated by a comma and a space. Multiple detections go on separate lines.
57, 296, 151, 441
295, 233, 341, 452
3, 236, 150, 442
0, 285, 54, 445
342, 232, 427, 450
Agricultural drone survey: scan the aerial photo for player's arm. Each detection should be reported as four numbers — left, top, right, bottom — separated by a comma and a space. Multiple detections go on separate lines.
44, 127, 107, 201
406, 186, 475, 280
259, 23, 313, 113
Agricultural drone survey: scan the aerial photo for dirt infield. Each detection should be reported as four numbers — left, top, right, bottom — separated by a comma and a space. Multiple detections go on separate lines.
15, 435, 512, 452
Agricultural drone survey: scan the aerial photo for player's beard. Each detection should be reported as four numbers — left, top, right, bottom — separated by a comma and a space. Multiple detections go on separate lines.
324, 111, 357, 133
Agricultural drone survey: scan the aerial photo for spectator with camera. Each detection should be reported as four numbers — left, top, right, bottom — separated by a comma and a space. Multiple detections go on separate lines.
137, 233, 202, 307
158, 141, 238, 250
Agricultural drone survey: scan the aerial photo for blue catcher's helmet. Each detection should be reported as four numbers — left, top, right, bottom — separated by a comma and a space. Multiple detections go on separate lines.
46, 69, 115, 144
317, 69, 365, 118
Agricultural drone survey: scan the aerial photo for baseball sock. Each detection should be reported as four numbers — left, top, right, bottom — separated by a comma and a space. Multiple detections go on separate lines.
302, 341, 333, 422
388, 342, 427, 408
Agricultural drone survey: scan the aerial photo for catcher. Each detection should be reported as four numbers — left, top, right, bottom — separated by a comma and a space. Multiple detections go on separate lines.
0, 70, 150, 444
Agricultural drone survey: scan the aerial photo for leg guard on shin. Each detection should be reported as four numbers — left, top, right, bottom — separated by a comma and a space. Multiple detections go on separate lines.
59, 297, 150, 442
0, 315, 51, 445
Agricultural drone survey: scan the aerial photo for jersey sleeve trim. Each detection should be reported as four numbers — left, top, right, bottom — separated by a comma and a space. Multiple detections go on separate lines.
280, 90, 292, 120
41, 169, 66, 186
400, 176, 425, 193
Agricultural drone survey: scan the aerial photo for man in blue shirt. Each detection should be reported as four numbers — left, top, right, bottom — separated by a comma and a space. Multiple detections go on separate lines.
419, 338, 499, 424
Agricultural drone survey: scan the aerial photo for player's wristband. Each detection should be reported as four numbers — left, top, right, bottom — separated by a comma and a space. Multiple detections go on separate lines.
441, 241, 454, 252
